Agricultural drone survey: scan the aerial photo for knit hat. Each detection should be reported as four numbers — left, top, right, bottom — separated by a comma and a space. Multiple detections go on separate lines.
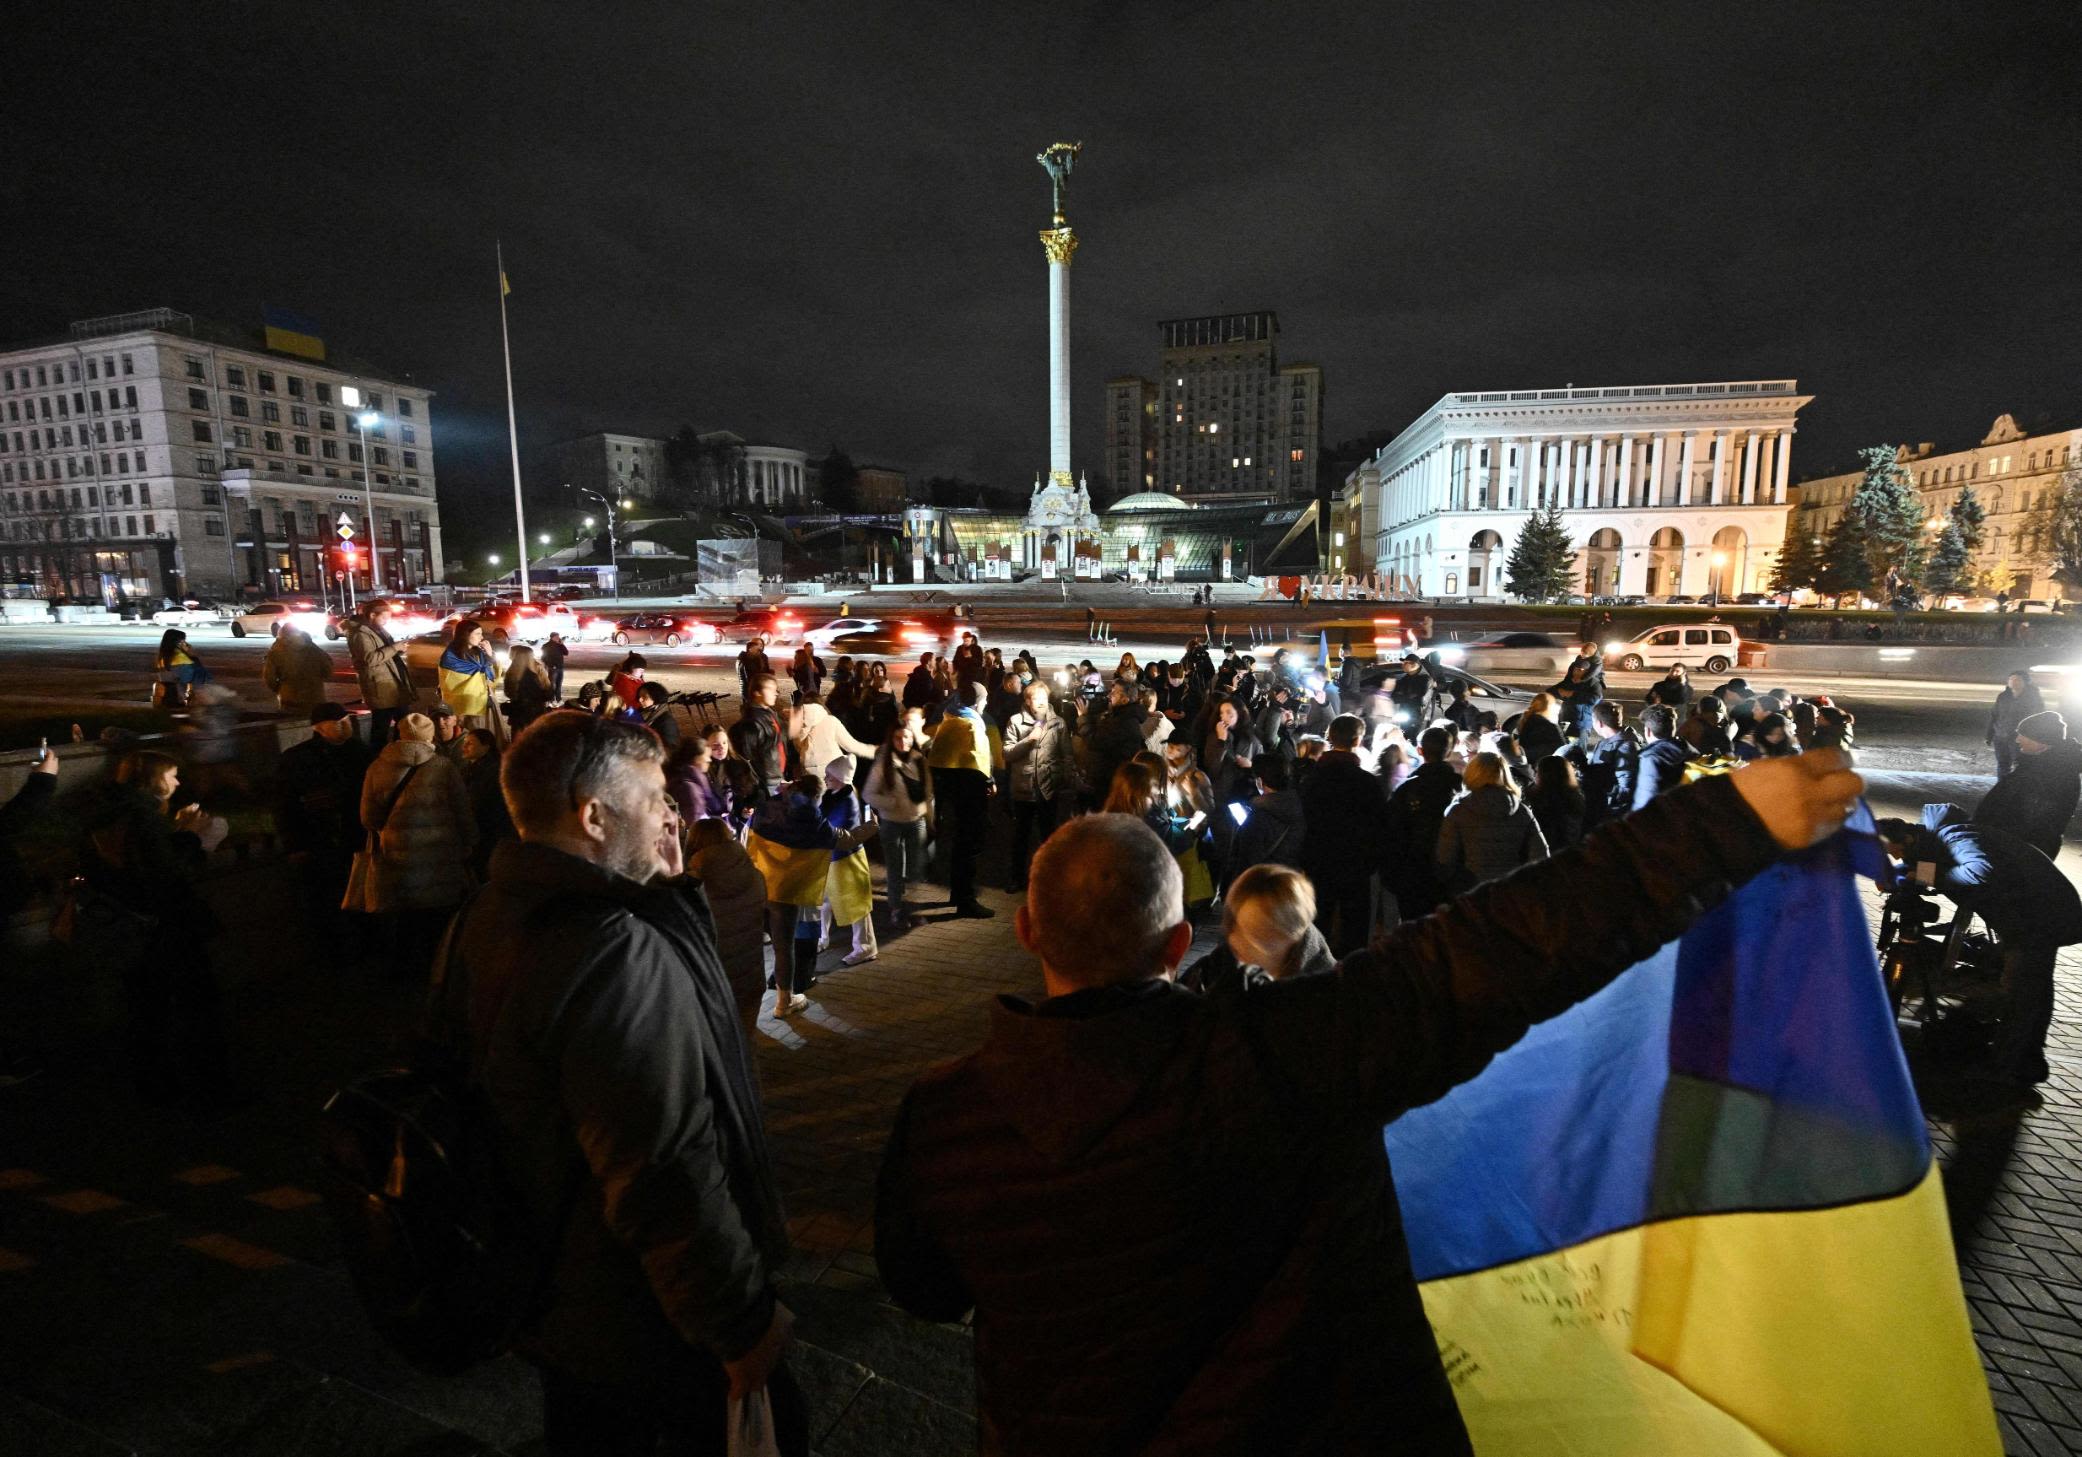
309, 702, 349, 725
2017, 711, 2068, 746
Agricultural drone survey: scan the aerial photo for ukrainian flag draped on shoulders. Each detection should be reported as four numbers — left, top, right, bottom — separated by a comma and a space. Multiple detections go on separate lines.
1385, 805, 1998, 1456
745, 791, 837, 908
437, 645, 494, 718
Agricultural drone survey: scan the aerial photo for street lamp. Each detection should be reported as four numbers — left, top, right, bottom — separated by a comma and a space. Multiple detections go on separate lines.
568, 483, 620, 595
1710, 550, 1729, 607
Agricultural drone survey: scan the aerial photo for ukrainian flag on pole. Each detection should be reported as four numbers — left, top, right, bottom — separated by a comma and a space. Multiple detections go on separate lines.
1385, 807, 1999, 1455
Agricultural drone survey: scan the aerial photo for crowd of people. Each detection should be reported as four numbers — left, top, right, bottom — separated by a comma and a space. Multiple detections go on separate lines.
5, 605, 2079, 1453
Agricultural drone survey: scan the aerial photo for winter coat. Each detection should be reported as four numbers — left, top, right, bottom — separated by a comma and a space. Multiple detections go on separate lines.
1178, 924, 1336, 996
462, 752, 515, 875
1514, 713, 1566, 765
1005, 707, 1073, 803
1678, 713, 1733, 758
1528, 783, 1586, 851
1633, 736, 1697, 810
1989, 684, 2046, 745
1975, 740, 2082, 859
262, 633, 332, 713
1913, 804, 2082, 948
357, 740, 475, 911
1570, 729, 1641, 827
687, 838, 770, 1020
1199, 726, 1263, 804
1646, 675, 1694, 709
1299, 750, 1389, 893
1382, 760, 1462, 916
792, 701, 876, 777
1549, 668, 1604, 731
429, 841, 786, 1386
728, 702, 789, 794
1436, 784, 1550, 892
504, 670, 554, 731
666, 762, 729, 826
1086, 704, 1151, 806
1229, 789, 1306, 874
902, 665, 940, 712
865, 747, 933, 825
874, 775, 1784, 1457
272, 733, 372, 860
847, 687, 898, 749
345, 616, 416, 710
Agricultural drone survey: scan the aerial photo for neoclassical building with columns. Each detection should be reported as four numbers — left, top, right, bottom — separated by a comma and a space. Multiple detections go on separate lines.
1356, 380, 1811, 599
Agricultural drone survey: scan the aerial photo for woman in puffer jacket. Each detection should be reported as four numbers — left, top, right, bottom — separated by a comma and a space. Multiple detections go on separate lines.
355, 710, 476, 978
792, 694, 877, 778
1435, 750, 1550, 893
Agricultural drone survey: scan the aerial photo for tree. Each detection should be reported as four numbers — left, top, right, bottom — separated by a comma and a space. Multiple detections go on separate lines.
1948, 483, 1986, 553
819, 446, 860, 512
1769, 510, 1822, 593
1922, 522, 1971, 599
1814, 510, 1874, 601
1504, 502, 1576, 603
1843, 444, 1924, 589
2025, 465, 2082, 595
661, 425, 706, 510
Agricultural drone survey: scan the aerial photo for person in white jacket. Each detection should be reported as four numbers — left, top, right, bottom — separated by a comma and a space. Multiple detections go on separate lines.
793, 696, 877, 776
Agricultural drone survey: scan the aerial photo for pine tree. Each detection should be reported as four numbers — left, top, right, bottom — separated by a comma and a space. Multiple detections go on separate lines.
1922, 522, 1970, 599
1845, 445, 1924, 588
1769, 511, 1822, 593
2026, 467, 2082, 595
1504, 502, 1577, 603
1815, 511, 1874, 601
1948, 483, 1986, 553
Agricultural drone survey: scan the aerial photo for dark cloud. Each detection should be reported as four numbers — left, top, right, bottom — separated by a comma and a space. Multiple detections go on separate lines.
2, 1, 2075, 543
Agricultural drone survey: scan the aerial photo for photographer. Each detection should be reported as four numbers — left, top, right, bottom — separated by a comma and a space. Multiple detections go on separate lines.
1877, 807, 2082, 1106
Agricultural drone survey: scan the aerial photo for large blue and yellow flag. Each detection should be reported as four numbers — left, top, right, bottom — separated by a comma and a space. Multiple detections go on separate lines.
1385, 809, 1999, 1455
262, 305, 326, 361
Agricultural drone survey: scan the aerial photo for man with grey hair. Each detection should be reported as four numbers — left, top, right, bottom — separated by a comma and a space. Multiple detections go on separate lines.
876, 753, 1865, 1454
433, 710, 802, 1454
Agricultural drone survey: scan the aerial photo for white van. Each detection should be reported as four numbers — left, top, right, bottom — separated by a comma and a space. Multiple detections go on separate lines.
1604, 623, 1741, 674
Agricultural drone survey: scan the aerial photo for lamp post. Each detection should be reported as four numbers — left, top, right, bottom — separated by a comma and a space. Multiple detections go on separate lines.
1710, 550, 1728, 607
569, 484, 619, 596
340, 387, 385, 594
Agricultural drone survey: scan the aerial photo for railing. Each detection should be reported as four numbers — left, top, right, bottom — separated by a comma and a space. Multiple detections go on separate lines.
70, 308, 194, 340
1450, 381, 1797, 406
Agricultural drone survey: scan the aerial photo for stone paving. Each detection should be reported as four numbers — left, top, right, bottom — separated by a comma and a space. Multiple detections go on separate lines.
3, 780, 2082, 1454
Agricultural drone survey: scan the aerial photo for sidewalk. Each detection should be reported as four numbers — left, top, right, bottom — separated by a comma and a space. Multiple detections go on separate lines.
3, 828, 2082, 1455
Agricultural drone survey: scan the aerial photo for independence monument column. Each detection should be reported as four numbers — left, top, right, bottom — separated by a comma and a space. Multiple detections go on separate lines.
1038, 141, 1081, 488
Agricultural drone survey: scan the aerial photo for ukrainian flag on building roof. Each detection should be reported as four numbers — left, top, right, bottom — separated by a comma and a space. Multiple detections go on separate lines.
1385, 806, 1998, 1455
262, 305, 326, 361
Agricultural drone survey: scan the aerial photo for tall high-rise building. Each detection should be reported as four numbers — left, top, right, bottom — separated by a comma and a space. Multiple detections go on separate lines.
0, 307, 443, 603
1116, 311, 1321, 505
1103, 375, 1157, 498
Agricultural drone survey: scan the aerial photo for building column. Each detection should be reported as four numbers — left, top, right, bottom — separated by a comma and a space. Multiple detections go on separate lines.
1772, 429, 1792, 504
1675, 431, 1698, 508
1616, 434, 1635, 508
1646, 433, 1667, 507
1740, 429, 1761, 505
1708, 430, 1729, 506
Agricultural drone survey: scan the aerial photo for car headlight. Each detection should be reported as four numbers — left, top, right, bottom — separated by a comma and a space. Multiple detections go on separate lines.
1602, 641, 1623, 655
494, 650, 511, 673
1433, 646, 1465, 664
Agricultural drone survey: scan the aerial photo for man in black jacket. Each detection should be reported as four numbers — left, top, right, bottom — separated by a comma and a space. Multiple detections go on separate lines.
1568, 701, 1640, 829
1633, 704, 1696, 809
1386, 653, 1435, 728
876, 754, 1861, 1455
1382, 725, 1461, 922
728, 672, 789, 798
1084, 683, 1148, 810
1299, 714, 1389, 953
273, 704, 372, 936
1975, 710, 2081, 859
1879, 805, 2082, 1099
434, 712, 800, 1455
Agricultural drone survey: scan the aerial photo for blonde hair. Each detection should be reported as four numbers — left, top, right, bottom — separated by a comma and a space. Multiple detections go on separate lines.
1462, 750, 1517, 804
1224, 865, 1319, 979
1103, 762, 1161, 816
1527, 692, 1557, 721
505, 643, 550, 694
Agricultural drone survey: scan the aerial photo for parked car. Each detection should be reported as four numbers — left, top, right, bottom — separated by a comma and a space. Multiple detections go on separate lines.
1733, 592, 1774, 605
1353, 661, 1535, 726
1427, 631, 1576, 677
1603, 623, 1742, 674
467, 601, 584, 645
230, 600, 329, 638
604, 612, 721, 647
324, 598, 438, 640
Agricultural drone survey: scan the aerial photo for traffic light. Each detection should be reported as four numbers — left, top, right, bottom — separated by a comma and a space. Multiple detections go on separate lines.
334, 544, 360, 575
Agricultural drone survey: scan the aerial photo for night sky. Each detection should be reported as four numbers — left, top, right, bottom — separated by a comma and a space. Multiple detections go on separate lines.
3, 2, 2076, 547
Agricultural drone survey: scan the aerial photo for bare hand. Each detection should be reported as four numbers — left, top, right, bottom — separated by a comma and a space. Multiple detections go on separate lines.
656, 801, 684, 879
724, 1300, 793, 1401
1729, 748, 1865, 851
34, 750, 59, 777
70, 723, 86, 743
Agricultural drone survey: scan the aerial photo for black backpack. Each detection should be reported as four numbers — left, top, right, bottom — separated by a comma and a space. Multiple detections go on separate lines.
316, 899, 570, 1377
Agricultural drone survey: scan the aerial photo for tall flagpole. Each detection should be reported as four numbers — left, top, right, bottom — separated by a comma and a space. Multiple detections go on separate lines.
497, 241, 531, 602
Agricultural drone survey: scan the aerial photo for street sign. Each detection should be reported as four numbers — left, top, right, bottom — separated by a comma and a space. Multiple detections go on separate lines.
336, 511, 356, 542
